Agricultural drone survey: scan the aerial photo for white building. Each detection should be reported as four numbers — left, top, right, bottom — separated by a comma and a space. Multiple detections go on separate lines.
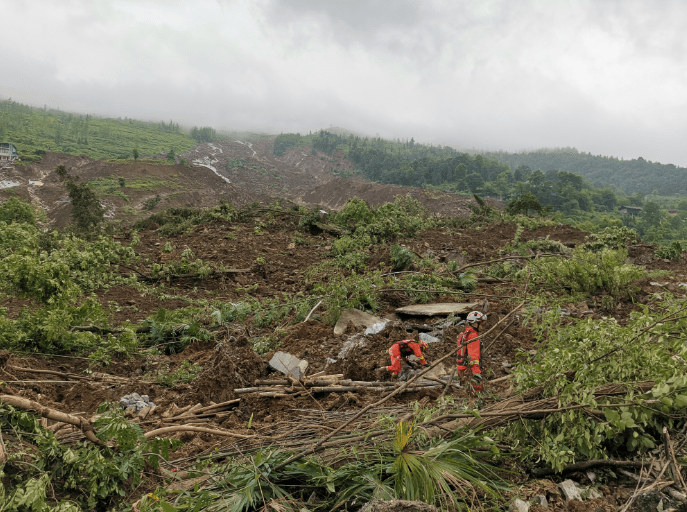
0, 143, 18, 162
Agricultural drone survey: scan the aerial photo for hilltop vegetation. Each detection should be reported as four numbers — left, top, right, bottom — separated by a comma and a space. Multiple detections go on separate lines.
0, 98, 197, 161
483, 147, 687, 197
273, 130, 687, 247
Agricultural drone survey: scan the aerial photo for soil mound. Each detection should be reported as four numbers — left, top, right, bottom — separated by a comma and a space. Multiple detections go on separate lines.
189, 337, 265, 404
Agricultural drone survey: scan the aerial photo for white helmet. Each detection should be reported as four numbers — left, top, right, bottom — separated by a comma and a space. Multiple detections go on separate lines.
466, 311, 487, 324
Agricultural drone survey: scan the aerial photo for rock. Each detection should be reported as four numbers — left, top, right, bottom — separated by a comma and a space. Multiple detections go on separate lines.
558, 479, 583, 501
269, 351, 308, 379
360, 499, 439, 512
419, 333, 439, 343
365, 322, 388, 335
338, 333, 367, 360
533, 495, 548, 508
334, 309, 385, 335
120, 393, 156, 412
509, 498, 530, 512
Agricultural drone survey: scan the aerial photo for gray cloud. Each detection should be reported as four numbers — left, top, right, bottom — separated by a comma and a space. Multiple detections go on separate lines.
1, 0, 687, 166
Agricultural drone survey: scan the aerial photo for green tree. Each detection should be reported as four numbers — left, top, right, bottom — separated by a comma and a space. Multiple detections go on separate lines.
166, 148, 176, 162
55, 165, 104, 233
132, 148, 139, 161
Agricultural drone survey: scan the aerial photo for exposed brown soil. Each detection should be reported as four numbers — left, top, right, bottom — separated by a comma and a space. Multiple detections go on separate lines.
1, 138, 685, 511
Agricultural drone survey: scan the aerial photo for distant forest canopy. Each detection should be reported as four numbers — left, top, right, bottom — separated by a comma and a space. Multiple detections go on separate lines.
481, 147, 687, 197
0, 98, 198, 160
275, 130, 621, 213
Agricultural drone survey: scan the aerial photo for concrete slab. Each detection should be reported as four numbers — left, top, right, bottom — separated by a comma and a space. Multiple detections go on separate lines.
334, 309, 384, 335
269, 351, 308, 379
395, 302, 479, 317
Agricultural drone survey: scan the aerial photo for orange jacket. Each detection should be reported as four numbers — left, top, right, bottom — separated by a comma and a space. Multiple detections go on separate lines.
387, 340, 427, 375
456, 326, 481, 375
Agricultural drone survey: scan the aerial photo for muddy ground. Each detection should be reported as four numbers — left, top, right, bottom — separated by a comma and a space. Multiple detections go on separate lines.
1, 140, 686, 511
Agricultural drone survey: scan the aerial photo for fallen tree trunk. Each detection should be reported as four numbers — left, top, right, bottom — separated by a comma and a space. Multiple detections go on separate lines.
0, 395, 104, 446
144, 425, 258, 439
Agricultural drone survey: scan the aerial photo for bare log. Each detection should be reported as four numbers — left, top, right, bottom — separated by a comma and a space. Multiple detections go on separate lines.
144, 425, 257, 439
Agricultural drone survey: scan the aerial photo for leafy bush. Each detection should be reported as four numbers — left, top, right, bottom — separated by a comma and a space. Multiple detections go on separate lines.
506, 192, 544, 216
390, 244, 415, 270
0, 401, 169, 510
655, 241, 683, 261
523, 248, 644, 300
507, 299, 687, 471
145, 360, 203, 386
580, 226, 637, 252
0, 196, 40, 225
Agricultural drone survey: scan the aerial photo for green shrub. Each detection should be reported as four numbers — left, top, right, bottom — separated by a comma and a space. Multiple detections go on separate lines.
523, 247, 644, 300
508, 299, 687, 471
390, 244, 415, 270
0, 196, 39, 225
655, 241, 682, 261
580, 226, 637, 252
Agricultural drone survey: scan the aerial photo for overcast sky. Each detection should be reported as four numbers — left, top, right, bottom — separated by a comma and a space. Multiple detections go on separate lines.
2, 0, 686, 166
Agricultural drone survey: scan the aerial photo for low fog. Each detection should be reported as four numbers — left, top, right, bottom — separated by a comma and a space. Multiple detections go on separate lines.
2, 0, 686, 165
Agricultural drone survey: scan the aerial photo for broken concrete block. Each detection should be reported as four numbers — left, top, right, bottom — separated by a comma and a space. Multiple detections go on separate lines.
395, 302, 479, 317
509, 498, 530, 512
557, 479, 583, 501
269, 351, 308, 379
419, 333, 439, 343
334, 309, 384, 335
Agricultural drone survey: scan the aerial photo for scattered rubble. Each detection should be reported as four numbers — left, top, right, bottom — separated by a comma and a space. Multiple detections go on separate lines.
120, 393, 156, 412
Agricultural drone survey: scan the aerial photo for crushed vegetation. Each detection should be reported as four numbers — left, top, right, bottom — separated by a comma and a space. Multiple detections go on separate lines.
0, 146, 686, 512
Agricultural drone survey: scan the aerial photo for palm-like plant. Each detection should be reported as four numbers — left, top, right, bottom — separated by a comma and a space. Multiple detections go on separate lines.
169, 421, 505, 512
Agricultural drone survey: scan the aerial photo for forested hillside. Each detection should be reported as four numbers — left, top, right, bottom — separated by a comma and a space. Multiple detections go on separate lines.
482, 147, 687, 196
272, 131, 687, 246
0, 98, 206, 161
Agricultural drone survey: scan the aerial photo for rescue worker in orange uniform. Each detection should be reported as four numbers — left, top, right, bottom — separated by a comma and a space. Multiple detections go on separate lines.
456, 311, 486, 391
377, 339, 429, 379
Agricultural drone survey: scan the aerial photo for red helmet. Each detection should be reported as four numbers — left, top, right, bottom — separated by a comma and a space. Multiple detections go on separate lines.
419, 340, 429, 350
467, 311, 487, 324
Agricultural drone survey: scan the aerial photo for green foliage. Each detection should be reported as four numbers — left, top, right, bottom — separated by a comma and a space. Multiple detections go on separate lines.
56, 165, 105, 233
0, 98, 194, 160
0, 196, 40, 225
390, 244, 414, 270
507, 193, 544, 216
580, 226, 637, 252
0, 400, 171, 510
0, 226, 135, 305
521, 236, 570, 255
145, 360, 203, 387
167, 421, 503, 512
313, 271, 385, 325
523, 248, 644, 300
655, 241, 683, 261
134, 201, 241, 235
189, 126, 216, 142
140, 308, 213, 354
506, 298, 687, 471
